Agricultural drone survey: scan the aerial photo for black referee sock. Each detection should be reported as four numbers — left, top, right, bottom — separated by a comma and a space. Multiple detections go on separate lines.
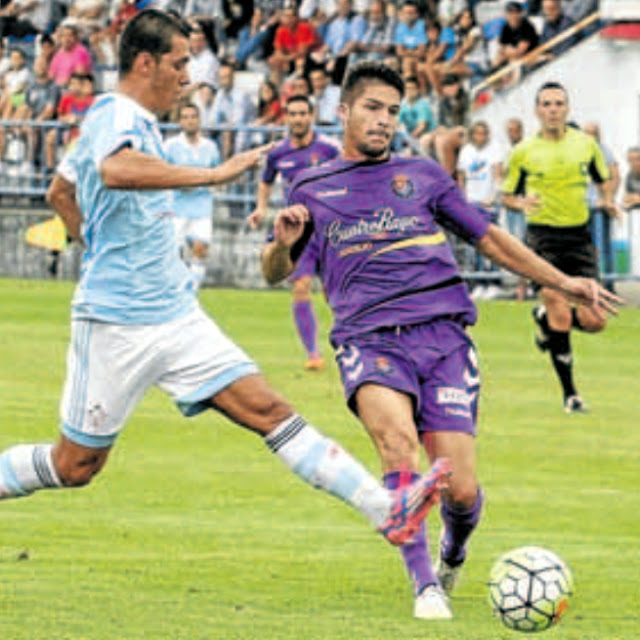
571, 308, 586, 332
547, 329, 577, 400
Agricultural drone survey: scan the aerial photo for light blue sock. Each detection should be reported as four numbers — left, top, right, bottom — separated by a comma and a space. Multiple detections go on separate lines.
0, 444, 62, 499
264, 414, 391, 527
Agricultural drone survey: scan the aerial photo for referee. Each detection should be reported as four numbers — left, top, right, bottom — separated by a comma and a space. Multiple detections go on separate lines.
502, 81, 620, 413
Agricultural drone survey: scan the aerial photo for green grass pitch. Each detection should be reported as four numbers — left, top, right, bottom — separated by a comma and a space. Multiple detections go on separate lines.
0, 278, 637, 640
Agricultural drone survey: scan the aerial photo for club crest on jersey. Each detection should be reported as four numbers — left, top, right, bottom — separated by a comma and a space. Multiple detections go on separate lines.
375, 357, 393, 375
391, 174, 414, 198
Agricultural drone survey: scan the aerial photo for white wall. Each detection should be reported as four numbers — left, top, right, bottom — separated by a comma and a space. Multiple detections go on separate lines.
473, 33, 640, 274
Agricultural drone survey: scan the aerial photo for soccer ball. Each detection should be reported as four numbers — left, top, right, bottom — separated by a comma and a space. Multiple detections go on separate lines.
488, 545, 574, 633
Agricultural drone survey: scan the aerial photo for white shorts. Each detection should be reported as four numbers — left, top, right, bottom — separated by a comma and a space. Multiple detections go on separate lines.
174, 217, 212, 246
60, 307, 259, 448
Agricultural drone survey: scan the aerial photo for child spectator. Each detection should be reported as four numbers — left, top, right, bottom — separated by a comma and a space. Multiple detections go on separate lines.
0, 48, 30, 121
45, 72, 94, 173
398, 76, 434, 142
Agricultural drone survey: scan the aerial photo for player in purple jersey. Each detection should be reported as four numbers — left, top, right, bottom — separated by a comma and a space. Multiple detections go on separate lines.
249, 95, 340, 371
261, 61, 620, 620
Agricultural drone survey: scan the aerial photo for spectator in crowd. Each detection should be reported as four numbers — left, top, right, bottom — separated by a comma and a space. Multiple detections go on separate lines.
393, 0, 427, 77
49, 22, 93, 86
164, 102, 221, 290
66, 0, 109, 40
191, 81, 217, 129
457, 120, 503, 300
269, 4, 320, 83
298, 0, 336, 21
10, 54, 60, 168
437, 0, 469, 26
622, 147, 640, 275
622, 147, 640, 211
255, 79, 284, 126
0, 48, 30, 121
308, 64, 340, 126
187, 21, 220, 90
429, 8, 491, 86
45, 71, 94, 173
234, 6, 278, 70
0, 0, 52, 39
417, 18, 457, 94
398, 75, 434, 142
211, 59, 256, 158
583, 121, 620, 291
536, 0, 578, 63
89, 0, 143, 65
279, 71, 311, 107
251, 78, 284, 143
184, 0, 223, 55
0, 40, 11, 81
39, 32, 56, 64
308, 0, 366, 84
437, 72, 469, 128
348, 0, 396, 63
492, 1, 539, 70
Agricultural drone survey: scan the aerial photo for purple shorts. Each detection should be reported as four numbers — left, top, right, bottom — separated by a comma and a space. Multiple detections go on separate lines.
335, 320, 480, 435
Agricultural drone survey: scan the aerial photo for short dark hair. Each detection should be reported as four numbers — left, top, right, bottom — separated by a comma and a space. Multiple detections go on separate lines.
535, 80, 568, 104
286, 94, 314, 111
179, 101, 200, 117
506, 1, 524, 12
340, 60, 404, 105
119, 9, 190, 77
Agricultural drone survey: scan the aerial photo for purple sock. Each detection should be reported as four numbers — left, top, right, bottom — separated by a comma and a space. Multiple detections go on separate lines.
384, 470, 438, 596
292, 300, 318, 357
439, 489, 483, 567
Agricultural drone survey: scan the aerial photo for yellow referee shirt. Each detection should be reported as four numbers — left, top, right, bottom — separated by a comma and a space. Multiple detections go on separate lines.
502, 127, 610, 227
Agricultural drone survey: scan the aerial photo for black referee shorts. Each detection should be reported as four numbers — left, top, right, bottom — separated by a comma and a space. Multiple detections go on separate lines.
525, 223, 599, 288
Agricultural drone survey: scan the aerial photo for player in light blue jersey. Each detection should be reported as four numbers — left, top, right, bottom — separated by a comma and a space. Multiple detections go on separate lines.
0, 9, 454, 566
165, 101, 221, 289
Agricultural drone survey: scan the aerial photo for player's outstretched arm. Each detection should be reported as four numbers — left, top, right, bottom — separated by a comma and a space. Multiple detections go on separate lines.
100, 143, 274, 190
476, 224, 622, 318
261, 204, 309, 285
46, 173, 83, 242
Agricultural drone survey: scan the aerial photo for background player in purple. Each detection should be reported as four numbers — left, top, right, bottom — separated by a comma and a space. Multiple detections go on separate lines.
249, 95, 340, 371
261, 61, 620, 620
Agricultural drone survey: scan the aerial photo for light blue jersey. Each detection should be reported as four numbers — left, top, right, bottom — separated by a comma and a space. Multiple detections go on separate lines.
59, 92, 197, 325
164, 132, 221, 220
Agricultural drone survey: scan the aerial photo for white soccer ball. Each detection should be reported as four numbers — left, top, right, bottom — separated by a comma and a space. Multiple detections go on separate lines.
488, 545, 574, 633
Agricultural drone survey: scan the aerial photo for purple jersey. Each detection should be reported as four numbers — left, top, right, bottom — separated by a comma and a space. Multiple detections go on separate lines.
288, 154, 491, 345
262, 133, 340, 198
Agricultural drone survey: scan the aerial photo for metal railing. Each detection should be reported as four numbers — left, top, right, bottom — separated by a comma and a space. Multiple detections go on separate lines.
0, 120, 637, 287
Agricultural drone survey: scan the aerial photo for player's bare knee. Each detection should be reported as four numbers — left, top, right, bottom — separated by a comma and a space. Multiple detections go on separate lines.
248, 392, 294, 432
444, 480, 479, 509
375, 429, 421, 470
52, 443, 109, 487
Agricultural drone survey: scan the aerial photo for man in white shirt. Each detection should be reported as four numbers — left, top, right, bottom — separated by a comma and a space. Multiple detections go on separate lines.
457, 120, 503, 299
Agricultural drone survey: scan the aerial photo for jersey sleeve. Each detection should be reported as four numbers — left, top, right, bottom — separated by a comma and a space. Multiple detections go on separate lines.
261, 149, 278, 183
89, 101, 145, 169
502, 144, 526, 195
432, 172, 491, 244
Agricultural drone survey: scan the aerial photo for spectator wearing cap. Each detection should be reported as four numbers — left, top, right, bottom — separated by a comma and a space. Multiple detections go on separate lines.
49, 22, 93, 87
536, 0, 578, 63
492, 1, 539, 70
0, 0, 52, 39
393, 0, 427, 77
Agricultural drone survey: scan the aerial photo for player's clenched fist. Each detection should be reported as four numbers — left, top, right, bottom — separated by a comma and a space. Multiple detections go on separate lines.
273, 204, 309, 247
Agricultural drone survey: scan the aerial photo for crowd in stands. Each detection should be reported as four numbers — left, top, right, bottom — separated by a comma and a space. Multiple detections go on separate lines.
0, 0, 600, 176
